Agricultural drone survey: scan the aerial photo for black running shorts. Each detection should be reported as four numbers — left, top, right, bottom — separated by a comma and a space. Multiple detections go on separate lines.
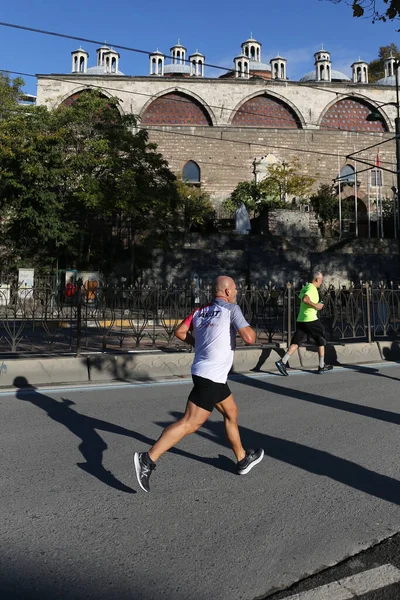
291, 319, 326, 347
188, 375, 232, 412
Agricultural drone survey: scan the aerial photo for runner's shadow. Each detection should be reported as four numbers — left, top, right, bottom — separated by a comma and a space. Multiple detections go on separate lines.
13, 376, 136, 494
164, 409, 400, 506
232, 372, 400, 426
13, 377, 232, 490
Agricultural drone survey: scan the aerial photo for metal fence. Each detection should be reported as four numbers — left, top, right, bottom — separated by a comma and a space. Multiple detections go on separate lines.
0, 280, 398, 355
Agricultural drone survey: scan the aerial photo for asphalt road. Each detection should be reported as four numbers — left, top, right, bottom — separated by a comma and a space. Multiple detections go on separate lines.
1, 363, 400, 599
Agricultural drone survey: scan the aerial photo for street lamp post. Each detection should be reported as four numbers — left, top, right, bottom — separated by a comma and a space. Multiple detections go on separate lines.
366, 59, 400, 239
395, 61, 400, 237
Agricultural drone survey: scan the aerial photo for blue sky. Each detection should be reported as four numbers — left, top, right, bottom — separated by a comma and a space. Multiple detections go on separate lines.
0, 0, 399, 95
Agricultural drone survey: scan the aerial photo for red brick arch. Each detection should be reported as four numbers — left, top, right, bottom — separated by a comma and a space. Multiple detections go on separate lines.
231, 95, 301, 128
60, 89, 108, 107
141, 92, 212, 126
320, 98, 388, 132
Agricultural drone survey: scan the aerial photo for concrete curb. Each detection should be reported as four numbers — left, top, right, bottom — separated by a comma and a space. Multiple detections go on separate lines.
0, 356, 89, 388
0, 341, 398, 389
300, 342, 383, 368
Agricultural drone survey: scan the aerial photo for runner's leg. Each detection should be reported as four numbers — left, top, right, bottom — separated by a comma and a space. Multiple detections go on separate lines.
215, 394, 246, 462
148, 400, 210, 462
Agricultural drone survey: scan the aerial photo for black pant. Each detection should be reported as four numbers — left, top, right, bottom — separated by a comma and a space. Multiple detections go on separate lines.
291, 320, 326, 347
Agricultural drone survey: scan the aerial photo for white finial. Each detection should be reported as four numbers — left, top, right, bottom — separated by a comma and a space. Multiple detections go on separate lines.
250, 31, 253, 38
321, 43, 324, 50
178, 38, 180, 45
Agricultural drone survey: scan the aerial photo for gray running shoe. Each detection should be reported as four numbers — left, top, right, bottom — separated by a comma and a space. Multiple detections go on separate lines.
237, 448, 264, 475
317, 364, 333, 374
275, 360, 288, 376
134, 452, 156, 492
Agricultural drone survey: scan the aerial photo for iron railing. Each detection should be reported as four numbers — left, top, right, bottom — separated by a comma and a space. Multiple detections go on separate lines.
0, 280, 398, 354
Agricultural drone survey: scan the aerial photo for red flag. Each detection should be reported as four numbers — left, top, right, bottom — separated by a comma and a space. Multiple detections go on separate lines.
375, 151, 381, 168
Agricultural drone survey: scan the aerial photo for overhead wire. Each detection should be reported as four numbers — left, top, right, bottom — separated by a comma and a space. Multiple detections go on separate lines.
5, 69, 391, 159
0, 20, 397, 134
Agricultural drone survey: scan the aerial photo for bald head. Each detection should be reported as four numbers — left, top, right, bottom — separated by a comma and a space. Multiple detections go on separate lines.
214, 276, 238, 304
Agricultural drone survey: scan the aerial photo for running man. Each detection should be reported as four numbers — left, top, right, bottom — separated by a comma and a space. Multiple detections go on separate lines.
275, 271, 333, 376
134, 275, 264, 492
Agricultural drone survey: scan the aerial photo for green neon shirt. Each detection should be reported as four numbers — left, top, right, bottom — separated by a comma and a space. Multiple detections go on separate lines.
297, 283, 319, 322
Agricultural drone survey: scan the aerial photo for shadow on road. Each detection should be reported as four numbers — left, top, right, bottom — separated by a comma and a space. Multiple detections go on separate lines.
13, 376, 136, 494
12, 377, 234, 491
161, 404, 400, 506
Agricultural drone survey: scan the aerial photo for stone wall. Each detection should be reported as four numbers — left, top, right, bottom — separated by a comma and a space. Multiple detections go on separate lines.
267, 209, 320, 237
139, 235, 400, 287
146, 126, 396, 204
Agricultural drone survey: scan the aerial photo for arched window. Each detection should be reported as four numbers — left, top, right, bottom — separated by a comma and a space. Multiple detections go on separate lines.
182, 160, 201, 184
340, 164, 355, 185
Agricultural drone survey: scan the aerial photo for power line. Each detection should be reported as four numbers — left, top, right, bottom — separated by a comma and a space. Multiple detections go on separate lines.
6, 68, 395, 144
0, 21, 231, 73
1, 70, 398, 172
0, 21, 396, 132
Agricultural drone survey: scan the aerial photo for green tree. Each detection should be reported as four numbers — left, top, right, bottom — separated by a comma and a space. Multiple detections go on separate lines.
224, 159, 316, 218
368, 43, 400, 82
223, 181, 261, 215
175, 177, 215, 232
0, 72, 25, 118
0, 88, 180, 273
327, 1, 400, 24
258, 158, 316, 205
310, 184, 353, 236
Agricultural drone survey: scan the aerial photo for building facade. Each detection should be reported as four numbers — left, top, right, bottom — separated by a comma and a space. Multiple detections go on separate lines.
36, 38, 400, 235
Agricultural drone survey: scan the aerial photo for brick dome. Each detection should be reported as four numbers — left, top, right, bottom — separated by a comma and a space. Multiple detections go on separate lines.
141, 92, 212, 125
320, 98, 388, 132
231, 95, 301, 128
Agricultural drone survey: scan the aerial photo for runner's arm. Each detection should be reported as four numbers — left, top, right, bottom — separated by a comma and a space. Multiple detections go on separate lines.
302, 295, 323, 310
237, 326, 256, 345
175, 320, 195, 347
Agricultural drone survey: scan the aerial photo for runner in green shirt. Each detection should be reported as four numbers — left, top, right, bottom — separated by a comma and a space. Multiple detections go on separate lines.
276, 271, 333, 375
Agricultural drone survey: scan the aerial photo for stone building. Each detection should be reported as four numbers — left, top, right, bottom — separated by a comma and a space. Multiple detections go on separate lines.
36, 37, 400, 237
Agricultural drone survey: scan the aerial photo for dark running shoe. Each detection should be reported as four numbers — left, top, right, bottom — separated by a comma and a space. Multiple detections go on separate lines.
275, 360, 289, 376
134, 452, 156, 493
317, 364, 333, 374
237, 448, 264, 475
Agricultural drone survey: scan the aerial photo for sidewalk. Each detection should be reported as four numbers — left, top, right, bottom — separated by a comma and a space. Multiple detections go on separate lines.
0, 340, 399, 389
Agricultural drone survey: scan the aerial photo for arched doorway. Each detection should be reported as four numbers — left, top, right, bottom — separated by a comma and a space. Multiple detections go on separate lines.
343, 196, 369, 237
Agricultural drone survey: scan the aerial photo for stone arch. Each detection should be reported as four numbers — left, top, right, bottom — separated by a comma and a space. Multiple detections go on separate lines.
140, 88, 215, 126
230, 91, 303, 128
56, 87, 124, 115
319, 96, 388, 132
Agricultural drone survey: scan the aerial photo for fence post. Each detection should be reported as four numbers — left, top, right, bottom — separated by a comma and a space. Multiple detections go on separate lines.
286, 282, 292, 347
364, 282, 372, 343
76, 280, 83, 357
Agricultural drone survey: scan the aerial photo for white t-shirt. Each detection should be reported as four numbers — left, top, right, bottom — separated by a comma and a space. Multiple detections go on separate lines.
183, 298, 250, 384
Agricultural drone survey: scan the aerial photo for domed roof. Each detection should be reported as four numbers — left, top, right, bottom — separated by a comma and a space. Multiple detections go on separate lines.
375, 75, 396, 86
86, 65, 125, 75
300, 69, 351, 82
164, 63, 191, 74
249, 60, 271, 72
